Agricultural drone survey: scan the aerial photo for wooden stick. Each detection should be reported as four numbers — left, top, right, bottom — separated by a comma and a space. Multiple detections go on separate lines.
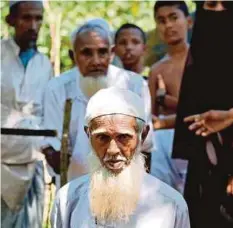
60, 99, 72, 187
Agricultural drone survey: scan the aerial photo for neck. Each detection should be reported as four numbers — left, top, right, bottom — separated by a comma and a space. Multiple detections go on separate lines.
167, 40, 189, 58
124, 59, 144, 74
14, 37, 35, 52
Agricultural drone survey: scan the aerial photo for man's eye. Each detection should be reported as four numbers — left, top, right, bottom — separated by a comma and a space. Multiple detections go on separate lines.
118, 40, 127, 45
98, 48, 108, 56
132, 39, 141, 45
170, 14, 178, 21
81, 49, 92, 57
158, 18, 166, 24
36, 16, 43, 21
117, 134, 132, 142
97, 134, 110, 142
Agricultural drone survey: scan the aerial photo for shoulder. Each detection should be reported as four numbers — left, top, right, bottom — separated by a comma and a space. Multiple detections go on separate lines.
46, 68, 77, 92
56, 174, 89, 205
143, 174, 188, 212
1, 39, 14, 56
1, 39, 9, 48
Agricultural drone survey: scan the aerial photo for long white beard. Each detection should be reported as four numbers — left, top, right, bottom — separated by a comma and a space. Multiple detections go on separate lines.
79, 74, 109, 99
88, 146, 145, 223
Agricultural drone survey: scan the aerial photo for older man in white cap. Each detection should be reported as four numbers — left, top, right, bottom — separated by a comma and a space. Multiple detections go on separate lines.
51, 87, 190, 228
1, 1, 53, 228
42, 19, 153, 181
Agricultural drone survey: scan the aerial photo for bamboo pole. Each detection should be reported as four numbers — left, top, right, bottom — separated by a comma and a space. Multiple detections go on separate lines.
60, 99, 72, 187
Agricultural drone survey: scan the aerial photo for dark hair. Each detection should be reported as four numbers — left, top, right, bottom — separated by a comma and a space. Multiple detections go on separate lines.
154, 1, 189, 17
9, 1, 43, 16
115, 23, 146, 44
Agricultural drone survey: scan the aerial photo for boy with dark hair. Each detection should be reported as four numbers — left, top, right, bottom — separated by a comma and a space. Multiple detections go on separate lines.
114, 23, 147, 76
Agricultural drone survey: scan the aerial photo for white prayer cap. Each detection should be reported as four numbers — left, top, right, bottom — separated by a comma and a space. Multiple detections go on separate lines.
9, 0, 42, 8
70, 18, 112, 48
85, 87, 146, 126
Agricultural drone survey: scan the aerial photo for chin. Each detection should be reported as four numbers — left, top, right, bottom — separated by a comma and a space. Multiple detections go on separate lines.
167, 38, 183, 46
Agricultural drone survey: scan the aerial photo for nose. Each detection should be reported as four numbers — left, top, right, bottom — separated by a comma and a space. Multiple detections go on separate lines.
126, 42, 133, 51
106, 139, 121, 156
30, 20, 37, 31
92, 53, 101, 66
165, 20, 173, 29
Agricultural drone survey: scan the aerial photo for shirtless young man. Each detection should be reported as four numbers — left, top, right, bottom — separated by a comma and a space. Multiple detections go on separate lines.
148, 1, 192, 191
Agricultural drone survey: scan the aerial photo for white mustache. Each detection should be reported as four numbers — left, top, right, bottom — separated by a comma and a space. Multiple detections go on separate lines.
103, 155, 128, 163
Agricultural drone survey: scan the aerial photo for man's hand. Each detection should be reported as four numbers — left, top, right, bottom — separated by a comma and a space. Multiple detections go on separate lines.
184, 109, 233, 137
156, 74, 166, 107
42, 147, 71, 174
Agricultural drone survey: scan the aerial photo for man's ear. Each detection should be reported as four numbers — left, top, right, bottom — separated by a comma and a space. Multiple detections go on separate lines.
110, 45, 115, 63
141, 125, 150, 144
187, 16, 193, 30
6, 15, 15, 27
84, 126, 90, 138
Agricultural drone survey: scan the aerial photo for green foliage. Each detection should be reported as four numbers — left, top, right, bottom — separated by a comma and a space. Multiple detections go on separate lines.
1, 0, 195, 73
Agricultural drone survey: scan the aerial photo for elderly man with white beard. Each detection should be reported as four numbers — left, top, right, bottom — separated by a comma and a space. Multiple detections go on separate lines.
51, 87, 190, 228
42, 19, 153, 180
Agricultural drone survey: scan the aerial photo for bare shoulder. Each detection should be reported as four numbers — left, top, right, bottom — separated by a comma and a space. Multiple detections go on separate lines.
150, 56, 170, 79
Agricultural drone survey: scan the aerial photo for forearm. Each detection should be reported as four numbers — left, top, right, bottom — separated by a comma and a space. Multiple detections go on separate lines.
154, 114, 176, 130
164, 95, 178, 111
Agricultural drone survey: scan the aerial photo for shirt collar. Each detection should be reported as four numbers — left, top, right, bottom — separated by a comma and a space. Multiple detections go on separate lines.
8, 38, 20, 56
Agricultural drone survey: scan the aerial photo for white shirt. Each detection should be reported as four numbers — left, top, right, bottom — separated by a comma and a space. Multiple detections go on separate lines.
1, 39, 53, 120
1, 38, 53, 210
42, 65, 153, 178
51, 173, 190, 228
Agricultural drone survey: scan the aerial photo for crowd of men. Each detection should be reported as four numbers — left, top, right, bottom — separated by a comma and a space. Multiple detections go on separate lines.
1, 1, 233, 228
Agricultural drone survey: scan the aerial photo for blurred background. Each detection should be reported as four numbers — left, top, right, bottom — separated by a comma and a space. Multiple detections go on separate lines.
0, 0, 195, 75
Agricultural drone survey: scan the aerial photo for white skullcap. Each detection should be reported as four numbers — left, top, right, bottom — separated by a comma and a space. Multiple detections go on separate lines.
85, 87, 146, 126
9, 0, 42, 8
70, 18, 112, 47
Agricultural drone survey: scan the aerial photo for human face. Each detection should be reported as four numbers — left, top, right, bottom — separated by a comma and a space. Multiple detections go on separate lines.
87, 115, 140, 174
155, 5, 189, 45
203, 1, 227, 11
114, 28, 145, 67
13, 2, 43, 46
74, 31, 111, 77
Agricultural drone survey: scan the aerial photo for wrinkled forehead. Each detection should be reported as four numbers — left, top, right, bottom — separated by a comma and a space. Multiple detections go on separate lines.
89, 114, 138, 133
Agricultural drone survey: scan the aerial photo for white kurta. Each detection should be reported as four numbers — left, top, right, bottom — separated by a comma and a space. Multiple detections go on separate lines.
1, 38, 53, 211
42, 65, 153, 179
51, 173, 190, 228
